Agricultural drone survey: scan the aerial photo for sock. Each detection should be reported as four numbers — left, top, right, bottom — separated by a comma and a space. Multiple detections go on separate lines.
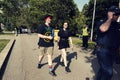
49, 65, 53, 71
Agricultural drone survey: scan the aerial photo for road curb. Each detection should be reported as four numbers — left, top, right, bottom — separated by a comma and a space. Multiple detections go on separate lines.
0, 37, 16, 79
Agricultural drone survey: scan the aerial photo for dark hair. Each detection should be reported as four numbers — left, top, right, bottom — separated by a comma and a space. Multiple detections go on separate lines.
62, 22, 69, 26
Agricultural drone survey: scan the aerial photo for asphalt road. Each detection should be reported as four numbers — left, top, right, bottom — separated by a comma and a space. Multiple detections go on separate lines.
1, 34, 120, 80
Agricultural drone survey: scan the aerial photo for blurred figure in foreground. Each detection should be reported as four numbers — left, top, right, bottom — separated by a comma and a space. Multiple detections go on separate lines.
95, 6, 120, 80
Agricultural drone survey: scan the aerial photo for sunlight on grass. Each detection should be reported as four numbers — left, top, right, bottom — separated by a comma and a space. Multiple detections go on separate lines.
0, 33, 15, 35
72, 37, 96, 49
0, 39, 10, 53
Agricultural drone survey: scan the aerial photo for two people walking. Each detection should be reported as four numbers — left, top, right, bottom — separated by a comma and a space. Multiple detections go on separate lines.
37, 14, 73, 76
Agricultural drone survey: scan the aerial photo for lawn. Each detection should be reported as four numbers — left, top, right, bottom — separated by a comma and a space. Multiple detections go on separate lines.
72, 37, 96, 49
0, 39, 10, 53
0, 33, 15, 35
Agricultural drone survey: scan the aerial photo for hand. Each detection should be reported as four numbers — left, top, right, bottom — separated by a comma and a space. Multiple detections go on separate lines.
47, 36, 53, 40
107, 11, 114, 20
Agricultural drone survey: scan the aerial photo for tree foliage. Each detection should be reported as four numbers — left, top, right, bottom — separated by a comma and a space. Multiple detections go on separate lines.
82, 0, 119, 27
2, 0, 119, 35
80, 0, 119, 40
1, 0, 79, 32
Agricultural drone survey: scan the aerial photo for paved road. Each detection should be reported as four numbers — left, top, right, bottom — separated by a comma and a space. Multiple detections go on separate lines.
1, 34, 120, 80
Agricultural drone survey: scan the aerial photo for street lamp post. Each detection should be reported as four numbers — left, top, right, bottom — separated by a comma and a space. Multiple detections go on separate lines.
90, 0, 96, 41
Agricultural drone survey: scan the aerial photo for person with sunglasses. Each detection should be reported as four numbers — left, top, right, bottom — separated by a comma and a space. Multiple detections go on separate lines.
95, 6, 120, 80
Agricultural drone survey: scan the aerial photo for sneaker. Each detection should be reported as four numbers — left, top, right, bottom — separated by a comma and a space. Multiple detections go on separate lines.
49, 71, 56, 76
37, 63, 42, 68
65, 67, 71, 73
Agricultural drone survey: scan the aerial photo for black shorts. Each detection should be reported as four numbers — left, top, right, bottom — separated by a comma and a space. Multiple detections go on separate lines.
58, 39, 70, 49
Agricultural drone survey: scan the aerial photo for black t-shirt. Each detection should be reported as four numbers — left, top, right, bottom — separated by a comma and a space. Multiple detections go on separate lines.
58, 28, 71, 39
58, 28, 71, 49
96, 20, 120, 48
37, 24, 54, 47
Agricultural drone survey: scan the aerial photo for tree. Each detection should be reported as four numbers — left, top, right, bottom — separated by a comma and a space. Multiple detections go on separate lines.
1, 0, 79, 33
83, 0, 119, 26
81, 0, 119, 41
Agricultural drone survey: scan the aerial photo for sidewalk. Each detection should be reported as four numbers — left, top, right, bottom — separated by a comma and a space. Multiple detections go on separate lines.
0, 35, 16, 71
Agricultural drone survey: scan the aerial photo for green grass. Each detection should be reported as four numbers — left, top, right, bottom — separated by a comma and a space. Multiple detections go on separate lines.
0, 33, 15, 35
0, 39, 10, 53
72, 37, 96, 49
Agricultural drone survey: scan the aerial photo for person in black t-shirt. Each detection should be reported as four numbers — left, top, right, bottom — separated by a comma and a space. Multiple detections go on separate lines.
58, 22, 73, 73
37, 15, 56, 76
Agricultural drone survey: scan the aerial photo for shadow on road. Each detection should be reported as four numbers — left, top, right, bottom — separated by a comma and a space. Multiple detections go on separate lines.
85, 54, 120, 80
85, 55, 99, 80
52, 52, 77, 73
67, 52, 77, 68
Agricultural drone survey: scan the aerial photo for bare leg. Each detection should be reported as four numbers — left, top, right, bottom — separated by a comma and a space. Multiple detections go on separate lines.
60, 54, 64, 62
47, 54, 53, 66
61, 49, 67, 67
39, 55, 44, 63
38, 55, 44, 68
47, 54, 56, 76
61, 49, 71, 72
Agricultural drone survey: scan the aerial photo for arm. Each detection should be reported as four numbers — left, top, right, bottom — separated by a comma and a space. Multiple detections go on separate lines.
57, 29, 61, 42
38, 34, 53, 40
99, 12, 114, 32
69, 37, 73, 45
37, 25, 53, 40
69, 37, 73, 48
